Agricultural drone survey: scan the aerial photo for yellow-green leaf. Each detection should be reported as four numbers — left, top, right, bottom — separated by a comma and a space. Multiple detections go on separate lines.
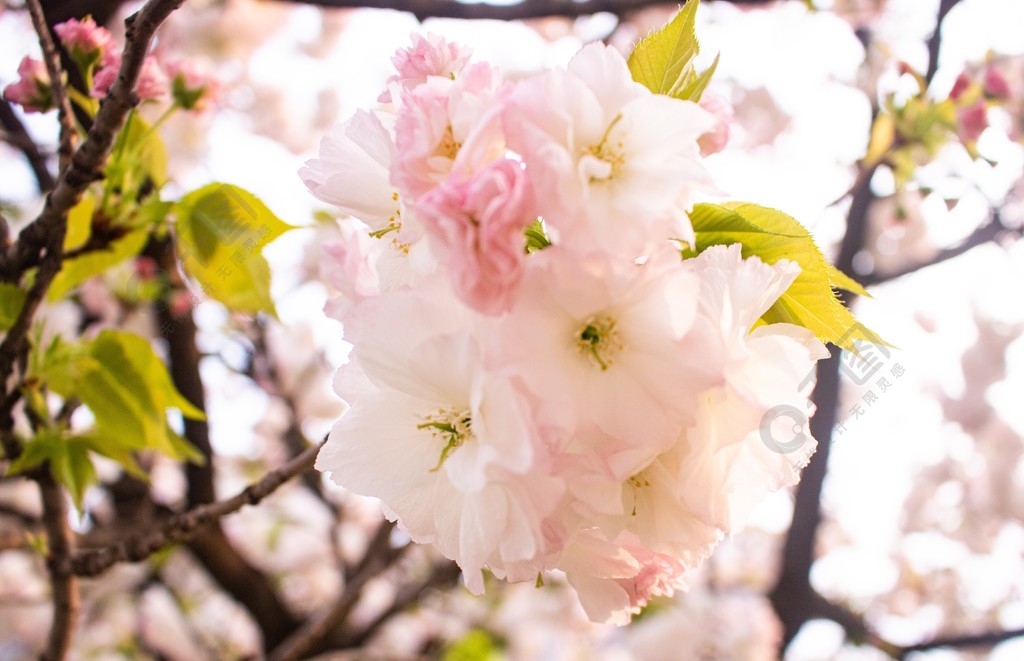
33, 330, 204, 473
64, 194, 95, 252
826, 263, 871, 297
0, 282, 26, 331
688, 202, 877, 352
627, 1, 716, 102
48, 227, 149, 301
174, 183, 296, 315
8, 430, 98, 509
115, 112, 168, 189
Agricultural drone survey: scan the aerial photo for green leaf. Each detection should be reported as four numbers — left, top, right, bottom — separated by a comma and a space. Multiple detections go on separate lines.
48, 227, 149, 301
8, 430, 98, 509
64, 194, 95, 252
627, 0, 716, 102
33, 330, 205, 474
114, 112, 168, 189
826, 263, 871, 297
441, 630, 503, 661
687, 202, 877, 352
174, 183, 297, 315
0, 283, 26, 331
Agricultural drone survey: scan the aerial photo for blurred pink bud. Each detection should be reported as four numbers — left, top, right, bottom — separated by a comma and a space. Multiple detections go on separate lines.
165, 60, 221, 112
54, 17, 114, 69
697, 92, 733, 156
949, 73, 971, 101
169, 290, 194, 317
958, 100, 988, 143
134, 256, 158, 280
92, 52, 168, 102
983, 66, 1011, 100
2, 56, 53, 113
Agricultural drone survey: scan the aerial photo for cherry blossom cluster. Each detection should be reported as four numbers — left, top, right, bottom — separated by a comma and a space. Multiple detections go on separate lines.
948, 59, 1022, 145
304, 34, 826, 624
3, 17, 219, 114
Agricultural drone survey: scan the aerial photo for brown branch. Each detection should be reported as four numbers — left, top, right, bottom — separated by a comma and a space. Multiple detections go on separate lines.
67, 441, 323, 577
862, 211, 1017, 286
925, 0, 961, 85
899, 627, 1024, 658
25, 0, 77, 172
0, 98, 55, 192
333, 561, 462, 650
148, 238, 302, 650
268, 520, 406, 661
268, 0, 780, 21
38, 471, 79, 661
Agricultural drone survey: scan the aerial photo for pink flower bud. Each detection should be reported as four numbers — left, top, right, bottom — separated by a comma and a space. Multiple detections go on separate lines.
949, 72, 971, 101
2, 56, 53, 113
958, 100, 988, 143
165, 60, 221, 112
983, 66, 1011, 100
91, 52, 168, 102
54, 17, 114, 70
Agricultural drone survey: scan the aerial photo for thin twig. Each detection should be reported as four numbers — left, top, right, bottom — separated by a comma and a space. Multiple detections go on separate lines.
0, 98, 55, 192
862, 212, 1016, 286
268, 520, 406, 661
925, 0, 961, 86
271, 0, 778, 21
67, 441, 323, 577
899, 627, 1024, 658
334, 561, 462, 650
38, 470, 79, 661
25, 0, 77, 172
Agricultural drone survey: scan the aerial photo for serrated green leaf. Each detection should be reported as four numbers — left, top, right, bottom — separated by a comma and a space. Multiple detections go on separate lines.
0, 283, 26, 331
48, 228, 149, 301
628, 0, 700, 96
826, 263, 871, 297
174, 183, 296, 315
676, 51, 719, 104
627, 1, 717, 103
688, 202, 877, 352
32, 330, 204, 475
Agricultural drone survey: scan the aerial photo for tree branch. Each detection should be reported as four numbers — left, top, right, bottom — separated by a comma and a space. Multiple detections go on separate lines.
268, 520, 407, 661
333, 561, 462, 650
67, 441, 323, 577
268, 0, 779, 21
148, 237, 302, 651
0, 98, 55, 193
862, 211, 1017, 286
38, 471, 79, 661
899, 627, 1024, 658
925, 0, 961, 85
25, 0, 77, 173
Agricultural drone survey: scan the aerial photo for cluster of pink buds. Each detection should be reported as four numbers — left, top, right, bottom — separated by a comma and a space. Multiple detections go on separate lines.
3, 16, 220, 114
948, 63, 1015, 145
